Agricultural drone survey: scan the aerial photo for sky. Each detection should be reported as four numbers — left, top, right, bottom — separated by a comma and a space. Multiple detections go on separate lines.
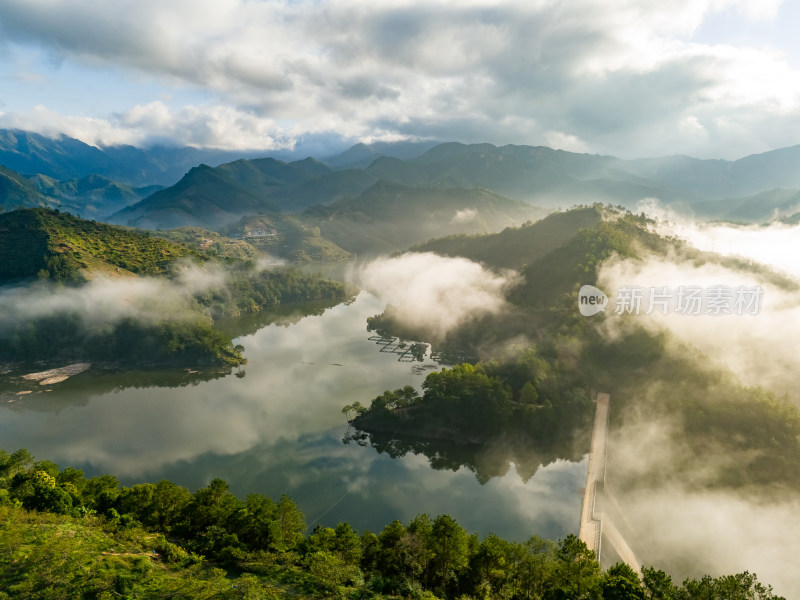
1, 0, 800, 159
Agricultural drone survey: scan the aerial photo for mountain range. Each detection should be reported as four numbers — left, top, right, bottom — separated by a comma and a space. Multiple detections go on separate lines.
105, 140, 800, 229
4, 129, 800, 234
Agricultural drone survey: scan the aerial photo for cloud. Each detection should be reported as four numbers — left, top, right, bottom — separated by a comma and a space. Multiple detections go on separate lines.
0, 261, 227, 327
591, 224, 800, 596
348, 252, 518, 338
600, 201, 800, 397
605, 404, 800, 597
450, 208, 477, 224
637, 199, 800, 280
597, 254, 800, 399
0, 0, 798, 156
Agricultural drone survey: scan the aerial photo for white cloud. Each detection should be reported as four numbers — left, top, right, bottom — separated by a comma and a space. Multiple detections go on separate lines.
450, 208, 477, 224
638, 198, 800, 279
597, 252, 800, 399
0, 0, 798, 156
0, 261, 227, 326
348, 252, 518, 338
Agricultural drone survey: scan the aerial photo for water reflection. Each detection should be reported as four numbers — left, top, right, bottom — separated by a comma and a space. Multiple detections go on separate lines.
345, 428, 590, 485
0, 292, 586, 541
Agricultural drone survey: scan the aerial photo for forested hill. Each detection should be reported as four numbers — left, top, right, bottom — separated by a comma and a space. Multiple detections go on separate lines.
412, 204, 678, 308
0, 447, 785, 600
411, 204, 605, 270
0, 208, 197, 284
0, 208, 348, 370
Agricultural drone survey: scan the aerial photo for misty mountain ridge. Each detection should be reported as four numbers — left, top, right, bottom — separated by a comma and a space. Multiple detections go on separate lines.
107, 140, 800, 232
323, 140, 440, 169
304, 180, 547, 255
6, 129, 800, 230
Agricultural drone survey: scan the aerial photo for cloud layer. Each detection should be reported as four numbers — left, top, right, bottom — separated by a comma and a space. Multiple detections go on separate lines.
1, 0, 799, 157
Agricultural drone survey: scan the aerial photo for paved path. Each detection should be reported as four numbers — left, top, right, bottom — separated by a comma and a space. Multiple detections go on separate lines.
578, 393, 609, 557
578, 392, 642, 575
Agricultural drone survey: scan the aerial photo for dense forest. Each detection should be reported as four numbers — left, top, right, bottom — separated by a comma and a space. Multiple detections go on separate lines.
0, 448, 784, 600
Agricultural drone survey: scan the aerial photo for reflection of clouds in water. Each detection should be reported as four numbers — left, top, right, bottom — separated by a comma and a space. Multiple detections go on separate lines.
290, 446, 580, 536
378, 452, 585, 539
0, 293, 432, 476
0, 291, 586, 541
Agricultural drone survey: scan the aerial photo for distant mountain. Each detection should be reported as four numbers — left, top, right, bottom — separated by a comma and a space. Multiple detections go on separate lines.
0, 208, 196, 283
108, 161, 325, 229
303, 181, 547, 255
11, 129, 800, 230
617, 145, 800, 199
0, 129, 265, 187
361, 143, 696, 207
0, 165, 49, 210
0, 163, 160, 218
324, 140, 440, 169
111, 143, 666, 231
28, 173, 159, 219
692, 188, 800, 223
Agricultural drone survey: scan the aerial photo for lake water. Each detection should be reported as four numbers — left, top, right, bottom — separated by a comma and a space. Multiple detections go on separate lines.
0, 292, 586, 541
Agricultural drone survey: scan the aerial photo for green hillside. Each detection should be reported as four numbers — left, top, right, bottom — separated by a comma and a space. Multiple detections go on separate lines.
111, 164, 281, 230
412, 204, 604, 269
0, 208, 197, 283
153, 227, 262, 261
0, 209, 348, 369
512, 210, 673, 308
224, 214, 352, 262
0, 449, 784, 600
0, 165, 49, 210
304, 181, 547, 255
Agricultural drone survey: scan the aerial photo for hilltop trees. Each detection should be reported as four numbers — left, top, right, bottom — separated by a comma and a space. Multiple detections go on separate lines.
0, 447, 787, 599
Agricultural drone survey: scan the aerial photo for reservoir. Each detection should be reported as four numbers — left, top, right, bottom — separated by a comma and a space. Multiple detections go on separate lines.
0, 292, 586, 540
